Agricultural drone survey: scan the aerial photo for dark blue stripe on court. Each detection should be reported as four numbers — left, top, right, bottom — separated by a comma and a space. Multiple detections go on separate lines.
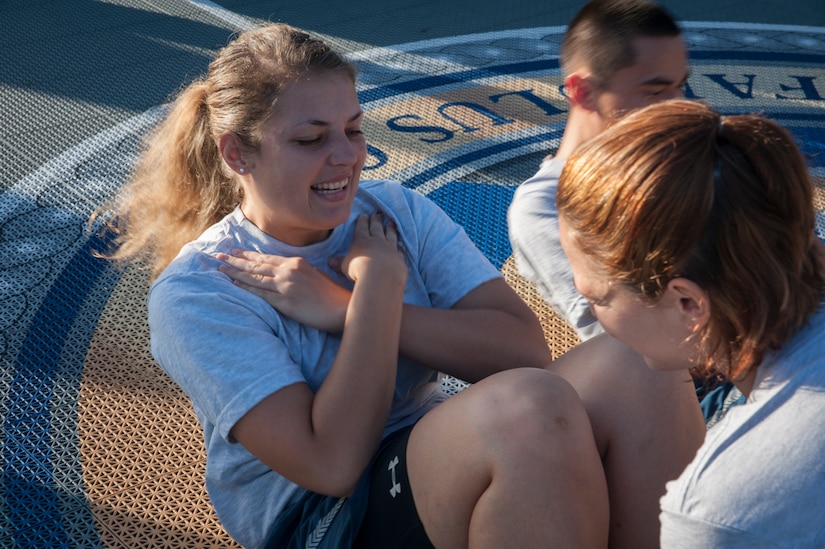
402, 129, 561, 191
689, 51, 825, 64
359, 60, 559, 104
404, 129, 563, 269
4, 232, 115, 545
359, 51, 825, 105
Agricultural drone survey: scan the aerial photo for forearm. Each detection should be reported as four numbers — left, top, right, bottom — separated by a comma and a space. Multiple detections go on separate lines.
398, 296, 551, 383
231, 268, 407, 497
311, 271, 405, 490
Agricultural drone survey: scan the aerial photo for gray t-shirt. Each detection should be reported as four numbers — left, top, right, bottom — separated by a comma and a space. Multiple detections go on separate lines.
149, 180, 502, 548
660, 304, 825, 548
507, 158, 602, 340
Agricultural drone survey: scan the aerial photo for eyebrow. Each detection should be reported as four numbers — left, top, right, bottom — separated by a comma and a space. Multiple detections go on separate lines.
641, 76, 679, 87
642, 69, 691, 87
303, 110, 364, 127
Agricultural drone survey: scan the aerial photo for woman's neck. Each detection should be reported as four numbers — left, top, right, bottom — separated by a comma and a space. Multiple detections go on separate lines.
732, 368, 758, 399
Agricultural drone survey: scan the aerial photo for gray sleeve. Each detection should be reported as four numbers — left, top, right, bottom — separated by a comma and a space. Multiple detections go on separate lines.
507, 160, 603, 341
148, 270, 306, 442
660, 510, 782, 549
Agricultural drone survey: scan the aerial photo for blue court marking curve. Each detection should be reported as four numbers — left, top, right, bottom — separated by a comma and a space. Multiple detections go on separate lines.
4, 28, 824, 546
398, 131, 553, 192
358, 51, 825, 106
358, 59, 559, 104
5, 233, 115, 545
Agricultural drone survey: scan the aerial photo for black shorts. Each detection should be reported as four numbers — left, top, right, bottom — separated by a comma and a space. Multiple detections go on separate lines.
264, 424, 434, 549
354, 424, 435, 549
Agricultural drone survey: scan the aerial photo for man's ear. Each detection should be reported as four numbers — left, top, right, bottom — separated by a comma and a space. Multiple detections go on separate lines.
666, 277, 711, 332
564, 73, 598, 111
219, 132, 251, 175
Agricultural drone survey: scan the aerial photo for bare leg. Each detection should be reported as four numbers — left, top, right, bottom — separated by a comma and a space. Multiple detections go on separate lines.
549, 334, 706, 549
406, 367, 609, 549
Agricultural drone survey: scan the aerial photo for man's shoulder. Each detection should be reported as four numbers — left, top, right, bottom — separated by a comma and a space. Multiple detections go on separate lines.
516, 157, 565, 195
526, 157, 565, 184
510, 157, 566, 215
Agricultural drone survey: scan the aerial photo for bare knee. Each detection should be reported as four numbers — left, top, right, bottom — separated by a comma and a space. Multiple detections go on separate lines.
468, 368, 595, 455
407, 368, 608, 548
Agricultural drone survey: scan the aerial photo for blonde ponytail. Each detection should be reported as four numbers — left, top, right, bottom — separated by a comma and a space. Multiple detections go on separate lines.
103, 80, 240, 279
99, 23, 356, 280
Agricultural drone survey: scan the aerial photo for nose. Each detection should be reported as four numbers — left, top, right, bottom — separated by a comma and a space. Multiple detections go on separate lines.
328, 132, 360, 166
668, 86, 685, 100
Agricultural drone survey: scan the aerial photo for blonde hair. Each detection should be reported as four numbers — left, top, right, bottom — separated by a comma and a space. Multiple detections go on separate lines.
100, 24, 356, 279
557, 99, 824, 379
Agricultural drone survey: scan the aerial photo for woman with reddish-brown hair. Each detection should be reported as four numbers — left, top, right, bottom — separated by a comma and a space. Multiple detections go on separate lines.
557, 98, 825, 547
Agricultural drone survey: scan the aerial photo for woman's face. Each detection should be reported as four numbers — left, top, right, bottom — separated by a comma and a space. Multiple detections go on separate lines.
559, 215, 700, 371
240, 71, 367, 246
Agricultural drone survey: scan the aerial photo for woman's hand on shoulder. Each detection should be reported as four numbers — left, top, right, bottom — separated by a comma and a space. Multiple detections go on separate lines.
217, 250, 350, 333
335, 212, 407, 290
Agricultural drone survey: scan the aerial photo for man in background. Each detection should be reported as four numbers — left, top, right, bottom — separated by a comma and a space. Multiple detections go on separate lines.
509, 2, 706, 547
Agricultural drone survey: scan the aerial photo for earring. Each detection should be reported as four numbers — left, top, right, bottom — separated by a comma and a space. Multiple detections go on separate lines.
239, 167, 246, 174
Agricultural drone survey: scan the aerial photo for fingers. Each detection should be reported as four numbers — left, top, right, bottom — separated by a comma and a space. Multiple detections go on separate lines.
354, 212, 398, 242
217, 262, 269, 288
385, 218, 398, 245
216, 212, 400, 289
215, 250, 280, 290
215, 249, 282, 272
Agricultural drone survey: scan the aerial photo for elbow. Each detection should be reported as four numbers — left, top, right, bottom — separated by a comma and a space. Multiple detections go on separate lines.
519, 341, 553, 369
324, 479, 359, 499
299, 449, 370, 498
313, 463, 364, 498
517, 318, 553, 368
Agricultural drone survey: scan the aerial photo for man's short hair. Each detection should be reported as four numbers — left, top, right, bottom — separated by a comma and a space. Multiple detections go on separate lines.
560, 0, 681, 88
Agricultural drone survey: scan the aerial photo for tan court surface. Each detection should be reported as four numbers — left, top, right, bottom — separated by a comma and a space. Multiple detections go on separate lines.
1, 1, 824, 546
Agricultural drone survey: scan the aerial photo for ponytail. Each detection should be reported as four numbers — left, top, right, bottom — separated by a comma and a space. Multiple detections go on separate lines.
101, 80, 241, 280
98, 23, 355, 280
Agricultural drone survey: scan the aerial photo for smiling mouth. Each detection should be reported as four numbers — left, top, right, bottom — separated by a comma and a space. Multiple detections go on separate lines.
312, 179, 348, 194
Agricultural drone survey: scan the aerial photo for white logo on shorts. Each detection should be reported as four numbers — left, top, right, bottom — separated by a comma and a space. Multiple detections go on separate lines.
388, 456, 402, 498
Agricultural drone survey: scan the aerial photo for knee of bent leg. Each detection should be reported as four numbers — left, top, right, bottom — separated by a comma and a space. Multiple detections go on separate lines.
471, 368, 590, 446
